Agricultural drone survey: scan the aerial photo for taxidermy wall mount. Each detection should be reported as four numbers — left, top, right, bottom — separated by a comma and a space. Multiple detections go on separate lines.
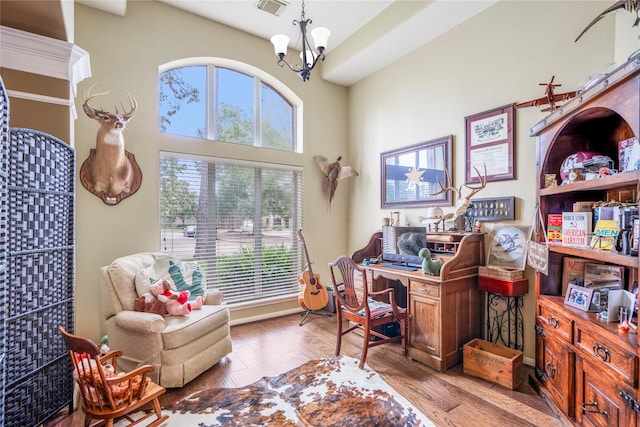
80, 84, 142, 205
313, 155, 359, 209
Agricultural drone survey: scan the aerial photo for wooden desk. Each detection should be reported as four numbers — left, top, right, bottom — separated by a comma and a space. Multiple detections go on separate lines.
361, 232, 485, 372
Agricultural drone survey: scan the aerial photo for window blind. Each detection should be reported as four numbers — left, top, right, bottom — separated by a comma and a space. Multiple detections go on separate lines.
159, 153, 303, 304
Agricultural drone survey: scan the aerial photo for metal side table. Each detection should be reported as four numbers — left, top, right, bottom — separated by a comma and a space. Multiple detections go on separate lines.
478, 276, 529, 351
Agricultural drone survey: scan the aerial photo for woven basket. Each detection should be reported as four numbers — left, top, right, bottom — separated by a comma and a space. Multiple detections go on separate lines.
478, 266, 524, 280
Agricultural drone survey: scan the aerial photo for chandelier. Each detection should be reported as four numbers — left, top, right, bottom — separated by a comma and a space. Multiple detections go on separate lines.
270, 0, 330, 81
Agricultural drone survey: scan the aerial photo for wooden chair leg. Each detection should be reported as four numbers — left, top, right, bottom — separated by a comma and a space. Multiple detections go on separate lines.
359, 326, 370, 369
153, 398, 163, 420
335, 311, 343, 356
400, 319, 407, 355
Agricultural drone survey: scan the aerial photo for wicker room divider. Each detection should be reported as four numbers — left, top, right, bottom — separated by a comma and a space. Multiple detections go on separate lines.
1, 75, 9, 427
0, 77, 76, 426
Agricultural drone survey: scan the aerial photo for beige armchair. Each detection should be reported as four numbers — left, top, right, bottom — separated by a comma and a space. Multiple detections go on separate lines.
100, 252, 232, 388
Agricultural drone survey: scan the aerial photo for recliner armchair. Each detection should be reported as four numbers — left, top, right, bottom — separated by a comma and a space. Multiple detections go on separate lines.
100, 252, 232, 388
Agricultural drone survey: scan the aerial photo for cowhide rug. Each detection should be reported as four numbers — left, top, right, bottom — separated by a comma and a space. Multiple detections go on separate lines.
139, 356, 435, 426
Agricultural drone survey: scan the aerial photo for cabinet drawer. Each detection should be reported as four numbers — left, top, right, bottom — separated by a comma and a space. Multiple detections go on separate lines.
574, 323, 638, 388
537, 301, 573, 344
410, 281, 440, 298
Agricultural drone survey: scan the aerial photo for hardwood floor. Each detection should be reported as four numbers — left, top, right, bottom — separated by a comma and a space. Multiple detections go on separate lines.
47, 312, 567, 426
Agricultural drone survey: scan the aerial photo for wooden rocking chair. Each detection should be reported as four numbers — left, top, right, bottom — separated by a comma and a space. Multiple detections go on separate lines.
59, 326, 168, 427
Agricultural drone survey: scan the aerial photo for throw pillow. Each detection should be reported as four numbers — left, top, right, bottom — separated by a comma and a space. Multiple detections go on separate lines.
168, 259, 206, 301
134, 254, 207, 302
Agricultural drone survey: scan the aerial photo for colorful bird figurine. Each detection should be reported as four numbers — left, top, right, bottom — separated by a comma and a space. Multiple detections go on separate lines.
313, 155, 359, 208
575, 0, 639, 42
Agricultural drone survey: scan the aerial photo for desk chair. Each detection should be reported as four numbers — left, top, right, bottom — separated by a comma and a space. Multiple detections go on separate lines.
59, 326, 168, 427
328, 256, 407, 368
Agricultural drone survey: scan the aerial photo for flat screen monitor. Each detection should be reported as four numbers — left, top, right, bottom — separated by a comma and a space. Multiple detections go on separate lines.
382, 226, 427, 267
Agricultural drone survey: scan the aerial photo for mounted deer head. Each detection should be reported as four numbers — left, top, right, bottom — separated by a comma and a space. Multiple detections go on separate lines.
431, 164, 487, 218
79, 84, 142, 205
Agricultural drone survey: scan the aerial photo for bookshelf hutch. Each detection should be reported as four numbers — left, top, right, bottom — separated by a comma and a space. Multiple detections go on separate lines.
531, 53, 640, 425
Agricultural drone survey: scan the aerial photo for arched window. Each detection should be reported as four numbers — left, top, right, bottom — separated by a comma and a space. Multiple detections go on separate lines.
159, 58, 301, 152
158, 59, 303, 305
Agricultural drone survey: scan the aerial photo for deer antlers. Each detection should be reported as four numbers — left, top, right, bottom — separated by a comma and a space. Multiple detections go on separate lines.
432, 164, 487, 217
82, 83, 137, 119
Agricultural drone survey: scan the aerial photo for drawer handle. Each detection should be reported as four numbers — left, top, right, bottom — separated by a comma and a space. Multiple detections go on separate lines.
593, 344, 610, 362
581, 401, 608, 417
544, 361, 556, 379
535, 324, 545, 337
547, 316, 559, 328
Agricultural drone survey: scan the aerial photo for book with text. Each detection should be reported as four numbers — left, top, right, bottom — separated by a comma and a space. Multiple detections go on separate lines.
548, 213, 562, 243
562, 212, 592, 247
584, 263, 624, 290
590, 219, 619, 250
562, 257, 602, 296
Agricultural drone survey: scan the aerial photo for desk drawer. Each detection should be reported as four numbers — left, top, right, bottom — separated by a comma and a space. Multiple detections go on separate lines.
410, 281, 440, 298
574, 322, 638, 387
537, 301, 573, 344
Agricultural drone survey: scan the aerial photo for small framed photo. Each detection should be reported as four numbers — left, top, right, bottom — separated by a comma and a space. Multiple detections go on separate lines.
564, 284, 594, 311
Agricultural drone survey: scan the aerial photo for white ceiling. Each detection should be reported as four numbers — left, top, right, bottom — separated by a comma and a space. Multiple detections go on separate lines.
76, 0, 498, 86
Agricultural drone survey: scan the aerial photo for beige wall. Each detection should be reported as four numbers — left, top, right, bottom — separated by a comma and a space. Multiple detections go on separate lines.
347, 0, 639, 360
74, 1, 349, 341
72, 0, 640, 362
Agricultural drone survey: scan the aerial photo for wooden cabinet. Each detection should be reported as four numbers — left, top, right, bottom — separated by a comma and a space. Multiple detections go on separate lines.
408, 289, 440, 360
576, 356, 636, 427
356, 231, 484, 372
535, 298, 576, 416
532, 54, 640, 426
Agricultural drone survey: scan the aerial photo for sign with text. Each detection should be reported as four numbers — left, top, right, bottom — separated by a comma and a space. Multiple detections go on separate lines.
527, 241, 548, 275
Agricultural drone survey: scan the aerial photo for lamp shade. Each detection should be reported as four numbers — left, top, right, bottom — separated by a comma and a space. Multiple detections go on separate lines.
310, 27, 330, 50
270, 34, 289, 57
299, 50, 315, 67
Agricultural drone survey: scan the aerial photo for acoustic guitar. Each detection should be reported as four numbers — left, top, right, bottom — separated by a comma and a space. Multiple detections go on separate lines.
297, 230, 329, 311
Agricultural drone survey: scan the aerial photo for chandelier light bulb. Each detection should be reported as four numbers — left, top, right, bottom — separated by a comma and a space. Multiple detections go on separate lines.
270, 34, 289, 58
300, 50, 315, 67
311, 27, 330, 51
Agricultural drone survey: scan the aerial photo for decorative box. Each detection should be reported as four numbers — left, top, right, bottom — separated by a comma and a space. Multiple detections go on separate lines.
463, 338, 524, 390
478, 266, 524, 281
478, 276, 529, 296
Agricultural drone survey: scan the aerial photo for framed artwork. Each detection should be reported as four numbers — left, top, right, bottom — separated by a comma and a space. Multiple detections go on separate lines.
465, 103, 515, 183
564, 284, 594, 311
380, 135, 453, 209
486, 225, 531, 270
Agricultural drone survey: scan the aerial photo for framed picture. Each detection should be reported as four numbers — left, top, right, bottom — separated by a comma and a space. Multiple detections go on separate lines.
486, 225, 531, 270
465, 103, 515, 183
380, 135, 453, 208
564, 284, 594, 311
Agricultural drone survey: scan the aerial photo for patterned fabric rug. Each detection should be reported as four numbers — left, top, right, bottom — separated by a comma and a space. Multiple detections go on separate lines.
146, 356, 434, 426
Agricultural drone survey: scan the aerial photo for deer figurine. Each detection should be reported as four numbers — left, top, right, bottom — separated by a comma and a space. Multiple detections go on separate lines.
79, 84, 142, 205
431, 164, 487, 219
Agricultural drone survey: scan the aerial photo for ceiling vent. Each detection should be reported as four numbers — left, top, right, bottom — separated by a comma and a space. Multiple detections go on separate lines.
256, 0, 289, 16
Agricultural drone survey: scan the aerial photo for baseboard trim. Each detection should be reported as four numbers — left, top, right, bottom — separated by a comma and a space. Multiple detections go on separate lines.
229, 307, 304, 326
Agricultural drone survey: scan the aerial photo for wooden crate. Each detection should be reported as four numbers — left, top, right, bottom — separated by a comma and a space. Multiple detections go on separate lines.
463, 338, 524, 390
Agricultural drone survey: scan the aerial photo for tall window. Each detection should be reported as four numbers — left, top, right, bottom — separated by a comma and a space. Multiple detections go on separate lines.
158, 60, 303, 304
